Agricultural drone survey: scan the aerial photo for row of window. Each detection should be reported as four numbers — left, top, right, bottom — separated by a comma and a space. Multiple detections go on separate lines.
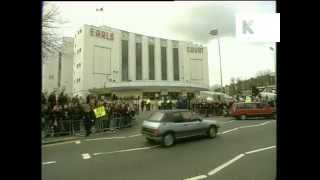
121, 40, 179, 81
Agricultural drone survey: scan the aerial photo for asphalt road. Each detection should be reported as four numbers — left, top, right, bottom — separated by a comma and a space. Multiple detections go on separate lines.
42, 112, 276, 180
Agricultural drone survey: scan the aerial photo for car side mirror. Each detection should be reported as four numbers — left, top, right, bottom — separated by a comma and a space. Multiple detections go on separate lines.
193, 118, 202, 122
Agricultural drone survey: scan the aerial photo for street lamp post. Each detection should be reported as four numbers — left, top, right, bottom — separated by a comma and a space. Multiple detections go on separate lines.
269, 45, 276, 89
209, 29, 223, 92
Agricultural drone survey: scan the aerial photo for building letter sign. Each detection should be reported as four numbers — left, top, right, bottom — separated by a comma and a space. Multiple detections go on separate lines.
90, 28, 114, 40
187, 47, 203, 54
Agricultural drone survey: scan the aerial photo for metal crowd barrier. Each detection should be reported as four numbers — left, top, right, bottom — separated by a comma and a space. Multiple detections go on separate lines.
41, 112, 137, 140
42, 119, 86, 138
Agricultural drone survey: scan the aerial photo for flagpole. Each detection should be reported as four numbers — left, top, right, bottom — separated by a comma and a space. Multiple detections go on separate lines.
96, 7, 104, 27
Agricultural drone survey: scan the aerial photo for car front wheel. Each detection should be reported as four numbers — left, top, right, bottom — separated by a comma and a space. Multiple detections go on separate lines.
208, 126, 217, 138
162, 133, 175, 147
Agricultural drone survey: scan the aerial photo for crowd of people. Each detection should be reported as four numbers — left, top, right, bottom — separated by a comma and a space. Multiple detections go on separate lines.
41, 91, 138, 137
190, 93, 276, 117
41, 90, 276, 138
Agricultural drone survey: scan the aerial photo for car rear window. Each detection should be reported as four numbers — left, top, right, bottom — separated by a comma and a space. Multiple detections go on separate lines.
148, 112, 164, 121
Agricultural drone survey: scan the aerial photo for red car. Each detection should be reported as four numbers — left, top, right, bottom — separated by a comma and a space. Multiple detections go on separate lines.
229, 102, 276, 120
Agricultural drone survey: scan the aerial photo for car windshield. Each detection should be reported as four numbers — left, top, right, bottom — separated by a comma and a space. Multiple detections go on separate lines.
148, 112, 164, 122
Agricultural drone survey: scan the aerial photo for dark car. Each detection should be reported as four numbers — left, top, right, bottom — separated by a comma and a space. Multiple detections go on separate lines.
141, 110, 220, 147
229, 102, 276, 120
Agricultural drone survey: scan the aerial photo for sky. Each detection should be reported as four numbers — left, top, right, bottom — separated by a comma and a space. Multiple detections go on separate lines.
48, 1, 276, 86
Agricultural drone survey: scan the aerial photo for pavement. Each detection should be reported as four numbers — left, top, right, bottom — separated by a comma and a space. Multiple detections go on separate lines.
42, 112, 276, 180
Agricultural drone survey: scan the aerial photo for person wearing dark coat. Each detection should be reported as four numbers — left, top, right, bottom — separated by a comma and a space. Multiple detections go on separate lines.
41, 92, 47, 105
82, 103, 95, 137
58, 91, 68, 108
71, 102, 82, 134
48, 91, 57, 110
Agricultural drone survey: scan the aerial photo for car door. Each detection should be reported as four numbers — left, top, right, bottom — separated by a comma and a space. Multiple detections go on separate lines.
256, 103, 267, 117
165, 112, 192, 139
190, 112, 208, 135
180, 112, 202, 136
246, 103, 258, 117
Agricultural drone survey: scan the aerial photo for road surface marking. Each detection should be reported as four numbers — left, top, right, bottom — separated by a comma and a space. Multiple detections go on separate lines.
42, 161, 56, 165
75, 140, 81, 144
93, 145, 160, 156
127, 134, 142, 138
82, 153, 91, 159
221, 120, 235, 124
42, 141, 77, 148
184, 175, 207, 180
208, 154, 245, 176
85, 136, 126, 141
221, 121, 271, 134
221, 128, 239, 134
245, 145, 276, 155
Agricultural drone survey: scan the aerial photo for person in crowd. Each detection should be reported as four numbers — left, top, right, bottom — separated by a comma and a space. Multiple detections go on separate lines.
51, 103, 61, 136
41, 103, 49, 137
41, 92, 47, 105
146, 99, 151, 111
48, 91, 57, 110
82, 103, 94, 137
70, 102, 81, 135
141, 99, 145, 112
58, 91, 67, 108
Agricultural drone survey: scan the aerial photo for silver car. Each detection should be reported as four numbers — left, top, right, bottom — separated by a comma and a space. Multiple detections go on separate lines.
141, 110, 220, 147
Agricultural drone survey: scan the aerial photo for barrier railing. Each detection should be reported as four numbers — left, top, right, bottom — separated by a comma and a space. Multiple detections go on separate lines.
41, 113, 137, 140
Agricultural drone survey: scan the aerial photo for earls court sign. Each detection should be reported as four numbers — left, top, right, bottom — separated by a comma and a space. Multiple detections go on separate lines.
90, 28, 114, 41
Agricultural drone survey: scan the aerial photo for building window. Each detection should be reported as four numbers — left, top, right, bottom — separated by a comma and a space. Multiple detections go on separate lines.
173, 48, 179, 81
148, 44, 155, 80
136, 42, 142, 80
121, 40, 129, 81
49, 74, 54, 80
161, 47, 167, 80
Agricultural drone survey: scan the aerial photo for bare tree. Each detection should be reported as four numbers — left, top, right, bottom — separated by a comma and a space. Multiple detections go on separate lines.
42, 2, 67, 63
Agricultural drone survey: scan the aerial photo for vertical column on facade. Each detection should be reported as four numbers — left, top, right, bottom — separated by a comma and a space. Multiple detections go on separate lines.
181, 42, 189, 82
178, 42, 184, 82
203, 47, 209, 88
128, 32, 136, 81
142, 36, 149, 80
167, 40, 173, 81
154, 38, 161, 81
113, 30, 122, 82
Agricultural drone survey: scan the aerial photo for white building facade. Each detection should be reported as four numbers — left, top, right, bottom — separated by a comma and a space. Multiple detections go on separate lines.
42, 37, 74, 96
73, 24, 209, 99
